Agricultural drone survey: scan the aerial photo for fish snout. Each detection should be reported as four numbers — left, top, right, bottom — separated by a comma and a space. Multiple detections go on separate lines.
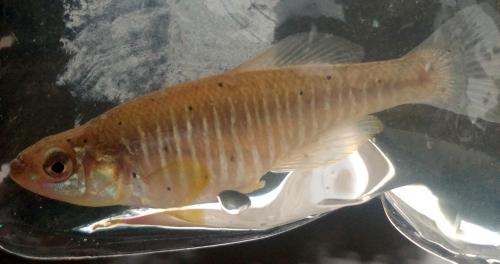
9, 158, 26, 176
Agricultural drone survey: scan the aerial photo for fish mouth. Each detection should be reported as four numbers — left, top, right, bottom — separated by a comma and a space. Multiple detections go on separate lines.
9, 158, 26, 177
9, 158, 40, 194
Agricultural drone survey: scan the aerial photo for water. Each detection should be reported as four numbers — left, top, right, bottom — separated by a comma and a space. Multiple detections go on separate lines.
1, 0, 499, 263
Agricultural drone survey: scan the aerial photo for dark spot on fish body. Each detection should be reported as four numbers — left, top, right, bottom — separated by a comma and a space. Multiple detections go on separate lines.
167, 187, 171, 191
299, 90, 304, 96
83, 139, 88, 144
187, 105, 193, 111
66, 138, 71, 143
218, 82, 224, 88
132, 172, 137, 178
230, 155, 235, 162
326, 75, 332, 80
376, 78, 382, 85
483, 97, 489, 104
150, 98, 155, 102
118, 121, 122, 126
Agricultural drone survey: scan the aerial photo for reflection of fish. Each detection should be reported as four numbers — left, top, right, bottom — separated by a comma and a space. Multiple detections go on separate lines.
8, 4, 500, 209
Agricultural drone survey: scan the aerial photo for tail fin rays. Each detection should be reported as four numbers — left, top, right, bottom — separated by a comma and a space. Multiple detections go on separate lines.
413, 3, 500, 124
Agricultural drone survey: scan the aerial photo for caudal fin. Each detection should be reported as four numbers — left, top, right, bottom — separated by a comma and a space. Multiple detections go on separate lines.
413, 3, 500, 124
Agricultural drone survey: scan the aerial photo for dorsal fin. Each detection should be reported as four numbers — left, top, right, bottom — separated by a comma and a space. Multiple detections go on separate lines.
233, 32, 364, 72
272, 115, 383, 171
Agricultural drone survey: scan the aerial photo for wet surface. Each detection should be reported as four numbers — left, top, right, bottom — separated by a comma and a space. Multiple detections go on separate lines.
1, 0, 499, 263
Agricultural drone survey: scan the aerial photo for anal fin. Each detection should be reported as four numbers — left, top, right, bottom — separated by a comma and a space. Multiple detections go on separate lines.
273, 115, 383, 171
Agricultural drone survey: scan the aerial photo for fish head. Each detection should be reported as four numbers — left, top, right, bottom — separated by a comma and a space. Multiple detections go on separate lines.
10, 131, 127, 207
10, 132, 83, 198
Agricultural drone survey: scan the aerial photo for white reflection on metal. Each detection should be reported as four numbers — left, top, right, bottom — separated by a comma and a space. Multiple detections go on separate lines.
309, 151, 369, 203
458, 221, 500, 246
362, 141, 395, 197
248, 175, 291, 209
391, 185, 442, 220
391, 185, 500, 247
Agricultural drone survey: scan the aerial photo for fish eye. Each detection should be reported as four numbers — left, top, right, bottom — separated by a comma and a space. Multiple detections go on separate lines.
51, 161, 65, 174
43, 150, 74, 181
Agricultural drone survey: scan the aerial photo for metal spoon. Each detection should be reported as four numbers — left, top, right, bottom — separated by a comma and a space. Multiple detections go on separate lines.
377, 128, 500, 264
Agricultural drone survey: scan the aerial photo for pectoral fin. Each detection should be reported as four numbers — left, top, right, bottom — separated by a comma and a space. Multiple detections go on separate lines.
273, 115, 383, 172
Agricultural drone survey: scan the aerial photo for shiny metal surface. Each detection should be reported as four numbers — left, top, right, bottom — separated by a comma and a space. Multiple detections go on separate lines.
378, 128, 500, 263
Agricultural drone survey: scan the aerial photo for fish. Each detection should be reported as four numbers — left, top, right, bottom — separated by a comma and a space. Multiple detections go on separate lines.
8, 4, 500, 215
